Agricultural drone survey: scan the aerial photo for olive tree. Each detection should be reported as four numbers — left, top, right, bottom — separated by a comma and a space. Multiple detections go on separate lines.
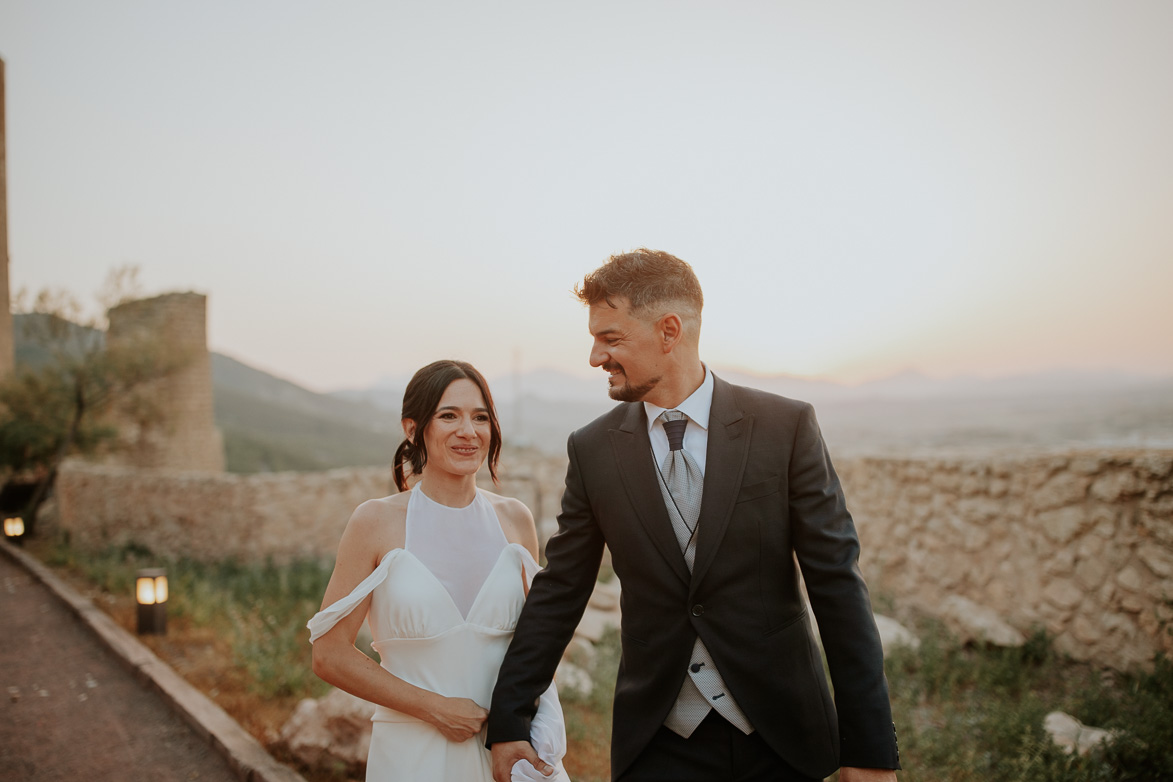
0, 269, 187, 536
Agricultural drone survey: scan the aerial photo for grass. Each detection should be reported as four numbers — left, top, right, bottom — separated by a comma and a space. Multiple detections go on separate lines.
883, 617, 1173, 781
23, 537, 1173, 782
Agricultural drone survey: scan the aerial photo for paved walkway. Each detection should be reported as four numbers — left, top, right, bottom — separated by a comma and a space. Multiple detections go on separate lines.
0, 542, 303, 782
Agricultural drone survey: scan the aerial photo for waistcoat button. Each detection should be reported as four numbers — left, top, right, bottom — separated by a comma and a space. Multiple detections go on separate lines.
691, 604, 704, 617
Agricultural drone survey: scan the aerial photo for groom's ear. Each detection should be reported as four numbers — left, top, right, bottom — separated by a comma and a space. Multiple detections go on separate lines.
658, 312, 684, 353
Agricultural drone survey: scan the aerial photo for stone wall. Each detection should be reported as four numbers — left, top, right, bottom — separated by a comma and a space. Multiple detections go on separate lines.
55, 462, 393, 562
52, 448, 1173, 670
839, 450, 1173, 671
54, 446, 567, 564
105, 292, 224, 472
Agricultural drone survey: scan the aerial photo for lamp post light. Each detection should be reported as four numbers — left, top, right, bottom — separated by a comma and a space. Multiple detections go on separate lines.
135, 568, 168, 635
3, 516, 24, 546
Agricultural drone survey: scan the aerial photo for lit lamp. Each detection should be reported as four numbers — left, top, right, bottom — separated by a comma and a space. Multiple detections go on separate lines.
136, 568, 168, 635
3, 516, 24, 545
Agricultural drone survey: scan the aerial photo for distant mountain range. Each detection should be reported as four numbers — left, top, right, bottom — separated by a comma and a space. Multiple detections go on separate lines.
13, 314, 1173, 470
332, 365, 1173, 455
210, 353, 400, 472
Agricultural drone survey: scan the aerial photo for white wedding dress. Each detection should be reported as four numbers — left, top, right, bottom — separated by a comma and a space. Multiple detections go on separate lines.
308, 488, 571, 782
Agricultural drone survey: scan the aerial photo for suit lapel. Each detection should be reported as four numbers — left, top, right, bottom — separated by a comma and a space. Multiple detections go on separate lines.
690, 376, 751, 597
610, 402, 691, 586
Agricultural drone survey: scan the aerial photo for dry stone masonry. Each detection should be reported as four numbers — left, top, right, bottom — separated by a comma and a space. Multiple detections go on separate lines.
105, 292, 224, 472
839, 450, 1173, 671
53, 448, 1173, 672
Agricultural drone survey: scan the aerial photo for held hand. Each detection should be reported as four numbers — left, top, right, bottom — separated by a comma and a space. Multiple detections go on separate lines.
840, 767, 898, 782
428, 696, 488, 743
491, 740, 553, 782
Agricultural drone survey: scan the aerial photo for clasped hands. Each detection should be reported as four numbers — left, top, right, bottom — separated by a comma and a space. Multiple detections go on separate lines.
433, 698, 555, 781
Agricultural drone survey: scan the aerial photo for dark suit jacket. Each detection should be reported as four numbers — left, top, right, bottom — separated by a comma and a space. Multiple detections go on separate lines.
487, 375, 898, 779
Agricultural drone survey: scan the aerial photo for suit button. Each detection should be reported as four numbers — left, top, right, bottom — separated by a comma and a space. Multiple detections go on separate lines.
691, 604, 704, 617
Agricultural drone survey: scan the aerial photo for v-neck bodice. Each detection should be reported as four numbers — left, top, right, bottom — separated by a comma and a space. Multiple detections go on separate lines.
404, 487, 511, 619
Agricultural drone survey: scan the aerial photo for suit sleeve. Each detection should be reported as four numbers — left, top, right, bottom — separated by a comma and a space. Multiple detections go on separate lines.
487, 431, 607, 746
788, 403, 900, 769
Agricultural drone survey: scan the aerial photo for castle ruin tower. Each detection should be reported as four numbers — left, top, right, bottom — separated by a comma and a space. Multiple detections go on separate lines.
106, 292, 225, 472
0, 57, 14, 380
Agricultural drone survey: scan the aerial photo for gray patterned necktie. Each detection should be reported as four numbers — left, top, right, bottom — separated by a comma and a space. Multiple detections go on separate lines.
658, 410, 703, 561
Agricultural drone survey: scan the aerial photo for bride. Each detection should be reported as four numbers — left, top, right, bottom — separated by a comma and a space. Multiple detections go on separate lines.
309, 359, 570, 781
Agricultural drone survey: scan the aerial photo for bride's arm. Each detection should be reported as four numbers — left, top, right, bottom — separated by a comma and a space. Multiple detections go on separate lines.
310, 499, 488, 743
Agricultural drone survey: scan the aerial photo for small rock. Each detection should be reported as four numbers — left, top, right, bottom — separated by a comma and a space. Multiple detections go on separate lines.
588, 580, 621, 612
278, 687, 373, 771
1044, 711, 1115, 755
939, 595, 1026, 647
555, 661, 593, 699
562, 636, 598, 669
874, 615, 920, 653
575, 606, 620, 643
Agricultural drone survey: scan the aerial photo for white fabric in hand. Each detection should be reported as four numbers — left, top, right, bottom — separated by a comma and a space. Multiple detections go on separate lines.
511, 680, 572, 782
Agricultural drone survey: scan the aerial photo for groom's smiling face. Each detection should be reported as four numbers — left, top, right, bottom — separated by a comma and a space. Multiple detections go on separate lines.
587, 297, 664, 403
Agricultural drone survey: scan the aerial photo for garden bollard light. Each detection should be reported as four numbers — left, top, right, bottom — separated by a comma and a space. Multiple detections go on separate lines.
136, 568, 168, 635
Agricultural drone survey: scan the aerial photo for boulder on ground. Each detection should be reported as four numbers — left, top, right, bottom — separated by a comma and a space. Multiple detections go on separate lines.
1044, 711, 1116, 755
575, 605, 620, 643
555, 661, 594, 699
278, 687, 373, 772
589, 580, 621, 612
874, 614, 920, 653
939, 595, 1026, 647
562, 635, 598, 669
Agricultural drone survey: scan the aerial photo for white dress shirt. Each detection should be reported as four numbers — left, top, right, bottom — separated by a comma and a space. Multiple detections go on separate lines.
643, 365, 713, 476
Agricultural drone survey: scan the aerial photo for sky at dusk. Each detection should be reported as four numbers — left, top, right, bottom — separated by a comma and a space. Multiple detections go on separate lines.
2, 1, 1171, 393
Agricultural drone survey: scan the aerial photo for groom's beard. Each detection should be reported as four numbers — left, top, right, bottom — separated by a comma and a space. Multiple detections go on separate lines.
605, 362, 661, 403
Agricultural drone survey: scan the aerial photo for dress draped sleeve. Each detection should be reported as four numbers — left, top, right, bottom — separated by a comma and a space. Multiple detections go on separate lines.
517, 546, 542, 585
307, 549, 402, 644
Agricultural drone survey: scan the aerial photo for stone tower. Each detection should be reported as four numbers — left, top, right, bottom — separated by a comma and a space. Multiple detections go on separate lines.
0, 57, 14, 380
105, 292, 224, 472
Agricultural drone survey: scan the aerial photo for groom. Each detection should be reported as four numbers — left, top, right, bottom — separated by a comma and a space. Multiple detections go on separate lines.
488, 250, 899, 781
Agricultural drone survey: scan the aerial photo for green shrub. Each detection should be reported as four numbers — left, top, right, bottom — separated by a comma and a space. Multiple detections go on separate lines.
884, 617, 1173, 781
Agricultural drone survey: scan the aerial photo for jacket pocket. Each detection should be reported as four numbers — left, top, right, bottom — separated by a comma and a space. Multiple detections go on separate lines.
736, 475, 780, 504
763, 608, 808, 638
621, 631, 648, 647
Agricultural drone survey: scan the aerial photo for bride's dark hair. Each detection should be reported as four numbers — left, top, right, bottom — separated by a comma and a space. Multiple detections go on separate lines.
392, 360, 502, 492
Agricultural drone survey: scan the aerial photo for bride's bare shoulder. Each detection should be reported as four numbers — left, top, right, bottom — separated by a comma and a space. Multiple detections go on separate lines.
482, 490, 538, 557
345, 492, 410, 550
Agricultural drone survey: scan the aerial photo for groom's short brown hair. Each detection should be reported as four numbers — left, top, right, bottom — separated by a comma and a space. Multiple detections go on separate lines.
574, 249, 704, 325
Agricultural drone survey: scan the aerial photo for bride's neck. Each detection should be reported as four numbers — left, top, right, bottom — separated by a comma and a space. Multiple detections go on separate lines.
417, 472, 478, 508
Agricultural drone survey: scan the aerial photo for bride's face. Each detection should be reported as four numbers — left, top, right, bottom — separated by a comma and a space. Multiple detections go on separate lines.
420, 379, 492, 479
